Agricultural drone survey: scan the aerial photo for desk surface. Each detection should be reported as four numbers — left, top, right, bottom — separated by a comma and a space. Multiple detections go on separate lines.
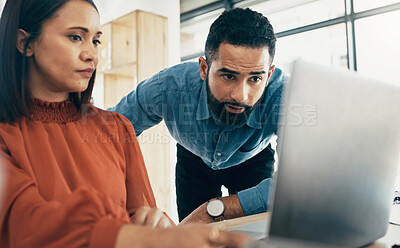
210, 213, 400, 248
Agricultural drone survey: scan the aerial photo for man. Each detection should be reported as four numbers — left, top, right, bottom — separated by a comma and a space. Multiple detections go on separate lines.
110, 8, 285, 223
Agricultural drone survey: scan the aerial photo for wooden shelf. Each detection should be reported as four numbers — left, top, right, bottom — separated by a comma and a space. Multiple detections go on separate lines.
97, 10, 171, 216
97, 10, 167, 108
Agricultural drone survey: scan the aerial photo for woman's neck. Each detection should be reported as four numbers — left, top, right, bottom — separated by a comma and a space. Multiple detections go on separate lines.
29, 85, 69, 102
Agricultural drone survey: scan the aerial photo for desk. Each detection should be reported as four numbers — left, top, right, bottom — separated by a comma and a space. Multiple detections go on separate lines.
210, 213, 400, 248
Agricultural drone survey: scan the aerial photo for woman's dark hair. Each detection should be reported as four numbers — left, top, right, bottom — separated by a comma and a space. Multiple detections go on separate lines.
205, 8, 276, 66
0, 0, 98, 123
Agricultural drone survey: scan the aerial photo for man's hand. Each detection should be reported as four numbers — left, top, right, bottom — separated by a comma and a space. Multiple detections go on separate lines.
131, 206, 172, 228
179, 194, 246, 225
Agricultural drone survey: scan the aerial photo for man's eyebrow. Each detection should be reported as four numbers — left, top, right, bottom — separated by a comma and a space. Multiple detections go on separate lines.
68, 26, 102, 35
217, 68, 266, 75
217, 68, 239, 74
249, 71, 266, 75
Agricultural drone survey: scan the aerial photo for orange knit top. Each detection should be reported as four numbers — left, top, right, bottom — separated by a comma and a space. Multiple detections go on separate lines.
0, 99, 157, 248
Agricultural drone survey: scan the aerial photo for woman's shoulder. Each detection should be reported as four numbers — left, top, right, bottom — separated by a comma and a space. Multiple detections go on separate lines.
0, 117, 25, 135
91, 105, 131, 125
89, 105, 136, 134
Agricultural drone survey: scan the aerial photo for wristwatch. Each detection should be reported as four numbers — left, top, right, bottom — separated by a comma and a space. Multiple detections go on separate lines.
206, 198, 225, 221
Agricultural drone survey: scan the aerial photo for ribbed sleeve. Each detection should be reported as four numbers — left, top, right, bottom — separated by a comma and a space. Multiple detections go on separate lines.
0, 143, 129, 247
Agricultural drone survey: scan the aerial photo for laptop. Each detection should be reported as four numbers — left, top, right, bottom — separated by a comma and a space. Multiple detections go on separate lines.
234, 60, 400, 248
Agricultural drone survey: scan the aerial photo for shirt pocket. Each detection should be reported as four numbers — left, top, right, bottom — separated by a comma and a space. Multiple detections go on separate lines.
238, 139, 266, 153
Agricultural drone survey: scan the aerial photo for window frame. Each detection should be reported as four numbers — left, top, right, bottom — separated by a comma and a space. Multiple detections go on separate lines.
180, 0, 400, 71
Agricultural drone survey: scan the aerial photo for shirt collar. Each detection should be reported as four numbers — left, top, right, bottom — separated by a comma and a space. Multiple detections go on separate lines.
244, 100, 263, 129
196, 82, 212, 121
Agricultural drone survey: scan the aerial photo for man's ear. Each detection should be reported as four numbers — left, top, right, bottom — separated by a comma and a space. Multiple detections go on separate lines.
16, 29, 34, 56
267, 65, 276, 82
198, 56, 208, 81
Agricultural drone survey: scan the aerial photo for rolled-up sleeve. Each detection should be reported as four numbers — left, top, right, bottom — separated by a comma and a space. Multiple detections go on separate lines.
237, 178, 273, 216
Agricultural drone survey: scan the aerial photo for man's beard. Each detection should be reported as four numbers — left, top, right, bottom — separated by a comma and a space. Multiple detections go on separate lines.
206, 77, 258, 126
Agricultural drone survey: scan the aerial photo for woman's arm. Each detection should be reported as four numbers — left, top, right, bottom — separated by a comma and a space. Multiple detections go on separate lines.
0, 136, 128, 248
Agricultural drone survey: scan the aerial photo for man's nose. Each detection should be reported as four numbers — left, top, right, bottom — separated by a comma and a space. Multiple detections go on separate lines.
230, 81, 249, 103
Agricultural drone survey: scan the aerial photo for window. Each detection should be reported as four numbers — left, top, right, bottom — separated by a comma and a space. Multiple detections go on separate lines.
274, 24, 347, 72
355, 10, 400, 85
180, 0, 400, 79
180, 0, 220, 13
245, 0, 344, 33
0, 0, 5, 11
353, 0, 400, 13
180, 9, 223, 61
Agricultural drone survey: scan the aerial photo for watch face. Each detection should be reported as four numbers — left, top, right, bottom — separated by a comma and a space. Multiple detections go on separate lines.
207, 199, 225, 217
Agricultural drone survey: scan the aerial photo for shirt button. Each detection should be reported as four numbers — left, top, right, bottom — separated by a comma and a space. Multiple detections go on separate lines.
217, 152, 221, 156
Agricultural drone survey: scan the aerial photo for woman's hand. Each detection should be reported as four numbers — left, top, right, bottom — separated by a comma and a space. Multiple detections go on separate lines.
131, 206, 172, 228
160, 224, 253, 248
116, 224, 253, 248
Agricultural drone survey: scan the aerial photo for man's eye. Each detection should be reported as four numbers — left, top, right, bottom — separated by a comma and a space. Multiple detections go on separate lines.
250, 76, 262, 83
223, 74, 235, 80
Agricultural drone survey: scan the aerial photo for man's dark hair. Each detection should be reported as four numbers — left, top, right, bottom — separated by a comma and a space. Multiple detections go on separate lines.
0, 0, 98, 123
204, 8, 276, 66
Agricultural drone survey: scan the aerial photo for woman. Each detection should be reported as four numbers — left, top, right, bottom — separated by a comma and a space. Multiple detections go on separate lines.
0, 0, 251, 247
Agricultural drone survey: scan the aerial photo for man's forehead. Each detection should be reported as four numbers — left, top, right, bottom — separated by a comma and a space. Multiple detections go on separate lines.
212, 43, 271, 73
212, 57, 270, 74
217, 43, 270, 56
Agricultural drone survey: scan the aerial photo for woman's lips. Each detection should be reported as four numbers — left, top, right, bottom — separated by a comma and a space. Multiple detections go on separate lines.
77, 68, 94, 78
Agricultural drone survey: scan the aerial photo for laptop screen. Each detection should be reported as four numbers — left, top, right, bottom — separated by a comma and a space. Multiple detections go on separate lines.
268, 60, 400, 247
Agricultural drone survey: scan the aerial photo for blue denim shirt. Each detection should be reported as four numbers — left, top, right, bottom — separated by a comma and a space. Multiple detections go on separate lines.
109, 62, 285, 215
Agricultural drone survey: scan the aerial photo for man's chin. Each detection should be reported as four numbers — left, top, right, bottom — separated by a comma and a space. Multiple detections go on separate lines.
219, 111, 249, 126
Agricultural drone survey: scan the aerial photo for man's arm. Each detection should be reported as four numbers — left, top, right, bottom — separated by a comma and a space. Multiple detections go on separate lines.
108, 73, 164, 136
178, 194, 245, 224
179, 179, 274, 224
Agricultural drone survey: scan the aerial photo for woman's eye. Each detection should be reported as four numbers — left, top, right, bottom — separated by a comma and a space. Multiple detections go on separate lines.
69, 35, 82, 42
93, 39, 101, 46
